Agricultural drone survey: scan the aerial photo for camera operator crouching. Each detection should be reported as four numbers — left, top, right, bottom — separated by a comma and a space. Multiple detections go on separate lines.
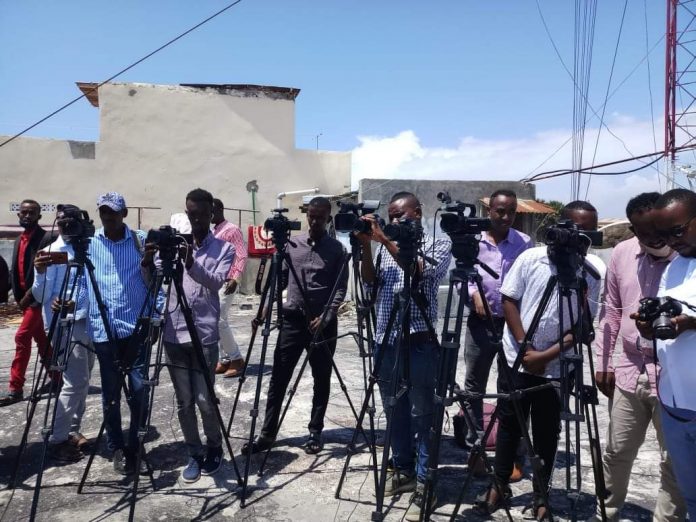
631, 189, 696, 519
356, 191, 452, 522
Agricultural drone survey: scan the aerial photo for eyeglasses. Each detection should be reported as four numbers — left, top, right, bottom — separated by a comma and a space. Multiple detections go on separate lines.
657, 214, 696, 239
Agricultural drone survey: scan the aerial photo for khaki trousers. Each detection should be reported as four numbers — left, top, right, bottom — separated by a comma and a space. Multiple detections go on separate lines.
600, 374, 686, 521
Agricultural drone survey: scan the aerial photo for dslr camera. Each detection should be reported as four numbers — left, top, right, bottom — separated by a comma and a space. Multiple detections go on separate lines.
637, 297, 683, 340
334, 200, 385, 234
384, 218, 422, 244
264, 210, 301, 237
56, 204, 95, 247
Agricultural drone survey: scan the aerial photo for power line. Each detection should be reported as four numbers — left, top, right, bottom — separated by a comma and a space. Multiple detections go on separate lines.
584, 0, 628, 199
0, 0, 244, 150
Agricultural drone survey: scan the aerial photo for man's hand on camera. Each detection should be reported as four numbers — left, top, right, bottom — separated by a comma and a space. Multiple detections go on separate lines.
51, 297, 75, 313
224, 279, 238, 295
142, 242, 157, 267
522, 349, 547, 376
670, 314, 696, 336
357, 214, 389, 245
630, 312, 654, 339
179, 243, 194, 269
595, 371, 615, 399
34, 252, 51, 274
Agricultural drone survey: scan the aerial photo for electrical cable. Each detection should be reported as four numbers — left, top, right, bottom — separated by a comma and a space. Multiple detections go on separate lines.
0, 0, 244, 150
585, 0, 628, 200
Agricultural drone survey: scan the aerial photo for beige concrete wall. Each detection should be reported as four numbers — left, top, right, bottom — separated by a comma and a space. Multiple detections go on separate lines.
0, 82, 351, 232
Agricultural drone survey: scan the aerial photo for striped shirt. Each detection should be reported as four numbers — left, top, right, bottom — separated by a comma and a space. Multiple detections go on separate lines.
371, 233, 452, 344
213, 220, 247, 281
32, 236, 89, 326
83, 226, 149, 343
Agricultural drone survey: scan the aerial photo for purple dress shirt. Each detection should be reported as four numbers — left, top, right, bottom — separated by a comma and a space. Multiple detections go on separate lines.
467, 228, 534, 317
594, 236, 675, 395
162, 232, 234, 345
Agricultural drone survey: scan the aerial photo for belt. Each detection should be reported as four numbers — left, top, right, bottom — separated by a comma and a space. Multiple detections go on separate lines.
407, 331, 437, 344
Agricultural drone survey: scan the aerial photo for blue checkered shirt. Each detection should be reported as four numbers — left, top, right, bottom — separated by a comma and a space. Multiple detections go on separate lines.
369, 233, 452, 344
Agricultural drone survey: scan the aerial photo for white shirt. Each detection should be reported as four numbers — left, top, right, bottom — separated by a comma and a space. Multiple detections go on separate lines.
657, 255, 696, 412
500, 246, 603, 379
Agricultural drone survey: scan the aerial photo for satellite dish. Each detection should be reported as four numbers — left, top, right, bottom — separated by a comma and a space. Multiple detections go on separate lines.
246, 180, 259, 193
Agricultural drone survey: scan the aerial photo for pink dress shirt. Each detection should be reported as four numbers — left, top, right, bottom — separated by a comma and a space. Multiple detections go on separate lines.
213, 220, 248, 281
594, 237, 675, 395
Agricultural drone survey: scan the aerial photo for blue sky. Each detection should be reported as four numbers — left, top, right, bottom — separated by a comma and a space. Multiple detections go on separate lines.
0, 1, 678, 214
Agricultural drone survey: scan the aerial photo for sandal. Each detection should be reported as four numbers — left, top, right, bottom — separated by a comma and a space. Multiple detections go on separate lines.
303, 432, 323, 455
523, 500, 551, 521
473, 484, 511, 516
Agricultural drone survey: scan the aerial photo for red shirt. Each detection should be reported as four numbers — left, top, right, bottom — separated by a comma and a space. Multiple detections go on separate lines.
17, 229, 32, 291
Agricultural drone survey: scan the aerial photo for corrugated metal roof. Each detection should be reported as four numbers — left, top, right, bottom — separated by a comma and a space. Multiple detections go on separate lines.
480, 198, 555, 214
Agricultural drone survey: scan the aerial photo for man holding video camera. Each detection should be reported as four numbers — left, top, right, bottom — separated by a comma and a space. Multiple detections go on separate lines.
633, 188, 696, 518
357, 191, 451, 521
85, 192, 150, 475
141, 188, 235, 483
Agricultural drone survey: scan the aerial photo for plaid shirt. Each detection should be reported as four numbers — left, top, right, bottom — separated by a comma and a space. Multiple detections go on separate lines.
370, 233, 452, 344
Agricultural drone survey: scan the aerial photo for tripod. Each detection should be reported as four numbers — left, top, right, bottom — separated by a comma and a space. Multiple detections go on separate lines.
225, 212, 353, 506
418, 232, 551, 522
6, 238, 118, 522
450, 252, 607, 521
77, 240, 243, 522
334, 234, 382, 499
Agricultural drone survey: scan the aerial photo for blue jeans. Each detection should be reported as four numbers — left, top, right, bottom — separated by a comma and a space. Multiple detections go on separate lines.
660, 404, 696, 519
94, 337, 149, 453
375, 339, 438, 483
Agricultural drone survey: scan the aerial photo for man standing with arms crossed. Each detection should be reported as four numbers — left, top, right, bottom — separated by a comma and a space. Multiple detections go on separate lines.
211, 198, 248, 378
462, 189, 533, 476
591, 192, 685, 521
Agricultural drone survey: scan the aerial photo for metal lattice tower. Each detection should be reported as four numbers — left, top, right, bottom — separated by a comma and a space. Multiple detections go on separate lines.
665, 0, 696, 189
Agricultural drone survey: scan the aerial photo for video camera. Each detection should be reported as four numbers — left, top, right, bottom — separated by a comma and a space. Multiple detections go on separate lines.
545, 220, 603, 284
334, 199, 385, 234
146, 226, 191, 264
56, 204, 95, 247
637, 297, 683, 340
437, 192, 491, 235
545, 220, 603, 249
264, 209, 301, 250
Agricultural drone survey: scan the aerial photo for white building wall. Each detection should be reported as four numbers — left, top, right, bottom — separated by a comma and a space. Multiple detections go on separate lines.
0, 82, 351, 230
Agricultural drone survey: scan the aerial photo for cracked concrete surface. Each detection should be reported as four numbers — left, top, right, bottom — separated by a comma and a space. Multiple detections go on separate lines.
0, 299, 664, 521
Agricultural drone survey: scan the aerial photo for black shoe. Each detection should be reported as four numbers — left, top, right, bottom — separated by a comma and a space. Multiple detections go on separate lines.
0, 389, 23, 407
113, 448, 127, 475
241, 435, 274, 455
125, 450, 149, 475
201, 446, 223, 475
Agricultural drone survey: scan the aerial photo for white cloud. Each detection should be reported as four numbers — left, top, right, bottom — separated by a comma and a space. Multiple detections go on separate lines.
351, 115, 691, 218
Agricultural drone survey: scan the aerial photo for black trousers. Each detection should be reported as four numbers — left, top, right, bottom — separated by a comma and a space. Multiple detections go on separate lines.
494, 366, 561, 501
261, 315, 338, 438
